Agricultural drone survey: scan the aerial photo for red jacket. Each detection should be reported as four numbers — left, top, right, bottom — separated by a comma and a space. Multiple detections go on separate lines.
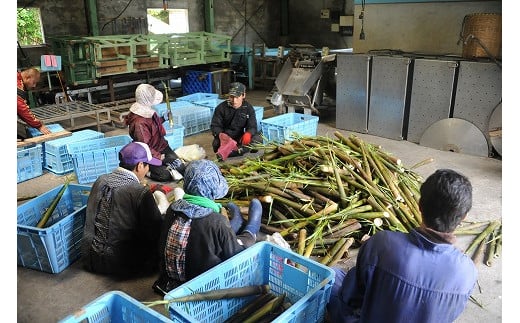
125, 111, 169, 159
17, 72, 43, 128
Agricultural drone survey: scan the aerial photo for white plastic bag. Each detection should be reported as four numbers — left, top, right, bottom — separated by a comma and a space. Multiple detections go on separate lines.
174, 144, 207, 161
265, 232, 291, 250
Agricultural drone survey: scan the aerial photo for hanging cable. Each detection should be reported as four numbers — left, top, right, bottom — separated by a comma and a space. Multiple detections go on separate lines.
359, 0, 366, 40
101, 0, 135, 31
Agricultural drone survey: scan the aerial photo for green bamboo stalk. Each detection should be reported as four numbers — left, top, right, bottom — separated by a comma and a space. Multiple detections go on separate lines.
328, 237, 355, 267
410, 157, 435, 170
320, 237, 347, 265
322, 219, 359, 237
225, 293, 276, 323
465, 221, 501, 256
297, 229, 307, 255
36, 181, 70, 228
485, 231, 497, 267
367, 148, 403, 203
455, 221, 491, 232
333, 163, 349, 209
303, 238, 317, 257
333, 131, 362, 153
279, 201, 339, 236
472, 237, 487, 265
145, 285, 270, 307
243, 293, 286, 323
371, 196, 407, 232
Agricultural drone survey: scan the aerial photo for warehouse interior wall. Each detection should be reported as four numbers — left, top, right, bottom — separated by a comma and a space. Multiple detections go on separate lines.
351, 1, 502, 55
17, 0, 502, 69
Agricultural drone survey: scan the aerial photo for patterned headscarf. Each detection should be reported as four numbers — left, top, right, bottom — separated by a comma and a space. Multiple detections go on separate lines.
183, 159, 228, 200
129, 84, 163, 118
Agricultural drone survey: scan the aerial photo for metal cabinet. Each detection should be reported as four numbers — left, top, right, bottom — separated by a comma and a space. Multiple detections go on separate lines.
368, 56, 411, 140
453, 61, 502, 155
407, 59, 457, 143
335, 54, 371, 133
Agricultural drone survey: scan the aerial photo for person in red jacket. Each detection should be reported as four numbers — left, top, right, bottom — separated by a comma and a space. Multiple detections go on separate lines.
17, 67, 50, 136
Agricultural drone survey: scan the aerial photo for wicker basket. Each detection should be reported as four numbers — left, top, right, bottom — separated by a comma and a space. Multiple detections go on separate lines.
461, 13, 501, 59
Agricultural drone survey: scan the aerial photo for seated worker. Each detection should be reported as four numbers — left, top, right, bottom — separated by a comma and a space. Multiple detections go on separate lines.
17, 67, 50, 138
327, 169, 477, 323
125, 83, 185, 181
210, 82, 262, 161
152, 159, 262, 295
82, 142, 170, 277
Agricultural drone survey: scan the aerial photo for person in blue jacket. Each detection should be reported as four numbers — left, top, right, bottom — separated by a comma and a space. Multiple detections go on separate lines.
327, 168, 477, 323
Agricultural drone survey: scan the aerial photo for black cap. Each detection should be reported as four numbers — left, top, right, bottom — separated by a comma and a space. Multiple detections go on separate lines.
229, 82, 246, 97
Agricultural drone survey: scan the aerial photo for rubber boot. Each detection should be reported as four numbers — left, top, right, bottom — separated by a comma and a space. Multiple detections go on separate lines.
243, 198, 262, 239
226, 202, 244, 234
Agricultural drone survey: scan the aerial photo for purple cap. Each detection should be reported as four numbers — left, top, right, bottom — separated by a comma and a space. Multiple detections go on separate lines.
119, 142, 162, 166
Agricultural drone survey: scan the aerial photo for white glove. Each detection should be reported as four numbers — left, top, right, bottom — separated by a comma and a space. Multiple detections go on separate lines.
172, 187, 185, 201
153, 191, 170, 214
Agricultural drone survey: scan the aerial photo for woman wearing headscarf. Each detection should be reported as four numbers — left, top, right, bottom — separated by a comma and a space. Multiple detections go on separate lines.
125, 83, 185, 181
152, 159, 262, 295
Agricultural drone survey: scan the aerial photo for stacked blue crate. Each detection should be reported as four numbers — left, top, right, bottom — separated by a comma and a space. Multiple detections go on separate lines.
44, 130, 104, 175
260, 113, 319, 143
182, 70, 213, 94
17, 144, 43, 183
177, 92, 219, 102
163, 122, 185, 150
170, 105, 212, 136
66, 135, 132, 184
193, 98, 226, 116
152, 100, 195, 118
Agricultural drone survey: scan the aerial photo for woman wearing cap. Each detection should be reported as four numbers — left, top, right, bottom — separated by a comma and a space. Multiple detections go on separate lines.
210, 82, 262, 161
152, 159, 263, 294
82, 142, 167, 276
125, 83, 185, 181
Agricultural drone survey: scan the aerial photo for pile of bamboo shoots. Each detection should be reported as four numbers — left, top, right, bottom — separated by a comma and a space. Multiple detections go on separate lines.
219, 132, 427, 266
218, 132, 501, 267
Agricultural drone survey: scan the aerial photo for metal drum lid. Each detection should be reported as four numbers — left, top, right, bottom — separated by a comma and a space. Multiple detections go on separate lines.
488, 102, 502, 157
419, 118, 489, 157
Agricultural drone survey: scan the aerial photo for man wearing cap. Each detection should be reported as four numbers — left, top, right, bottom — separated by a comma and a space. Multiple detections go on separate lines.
81, 141, 169, 276
126, 83, 185, 181
210, 82, 262, 161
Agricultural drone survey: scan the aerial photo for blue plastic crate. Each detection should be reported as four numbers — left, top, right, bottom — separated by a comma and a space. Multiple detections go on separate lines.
17, 144, 43, 183
260, 113, 319, 143
27, 123, 65, 137
177, 92, 219, 103
44, 130, 104, 175
166, 241, 335, 323
17, 184, 92, 273
254, 106, 264, 130
163, 122, 185, 150
193, 98, 226, 116
170, 105, 212, 136
67, 135, 132, 184
182, 70, 213, 94
59, 291, 171, 323
152, 100, 195, 118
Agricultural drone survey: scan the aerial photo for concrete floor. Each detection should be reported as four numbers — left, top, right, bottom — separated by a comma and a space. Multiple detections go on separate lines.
16, 89, 502, 322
